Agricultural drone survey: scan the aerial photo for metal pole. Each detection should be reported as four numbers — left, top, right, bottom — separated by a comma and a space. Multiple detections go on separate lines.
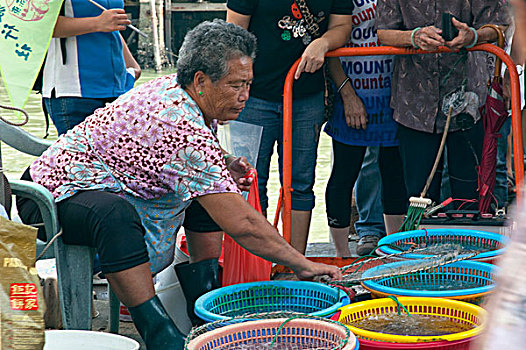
164, 0, 173, 65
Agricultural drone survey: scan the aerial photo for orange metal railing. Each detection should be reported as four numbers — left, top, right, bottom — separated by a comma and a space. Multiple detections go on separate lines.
277, 44, 524, 243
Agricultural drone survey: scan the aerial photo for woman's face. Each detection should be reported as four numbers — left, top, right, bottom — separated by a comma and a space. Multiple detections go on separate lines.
200, 56, 253, 123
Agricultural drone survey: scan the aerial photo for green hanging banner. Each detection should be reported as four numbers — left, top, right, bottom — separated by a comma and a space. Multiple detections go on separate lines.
0, 0, 63, 109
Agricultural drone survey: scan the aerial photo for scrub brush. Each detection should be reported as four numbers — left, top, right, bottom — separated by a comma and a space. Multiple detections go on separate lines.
400, 106, 453, 232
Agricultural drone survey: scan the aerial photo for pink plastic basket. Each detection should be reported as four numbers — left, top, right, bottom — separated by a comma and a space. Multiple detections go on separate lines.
357, 337, 474, 350
186, 318, 357, 350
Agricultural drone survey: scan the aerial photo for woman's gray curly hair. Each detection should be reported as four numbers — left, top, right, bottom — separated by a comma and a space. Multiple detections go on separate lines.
176, 19, 257, 88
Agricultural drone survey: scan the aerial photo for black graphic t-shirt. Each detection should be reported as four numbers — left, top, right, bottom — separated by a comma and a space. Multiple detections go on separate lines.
227, 0, 353, 102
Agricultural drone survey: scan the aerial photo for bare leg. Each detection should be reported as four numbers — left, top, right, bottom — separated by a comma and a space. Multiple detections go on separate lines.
105, 262, 155, 307
329, 226, 351, 257
383, 214, 405, 235
290, 209, 312, 254
185, 229, 223, 263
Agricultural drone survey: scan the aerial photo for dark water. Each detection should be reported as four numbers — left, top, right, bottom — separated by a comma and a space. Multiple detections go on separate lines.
398, 242, 496, 256
351, 313, 475, 336
390, 277, 486, 291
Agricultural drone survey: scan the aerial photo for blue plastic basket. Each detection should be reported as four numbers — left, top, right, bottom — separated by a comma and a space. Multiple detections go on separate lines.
376, 229, 508, 261
361, 260, 498, 302
194, 281, 350, 323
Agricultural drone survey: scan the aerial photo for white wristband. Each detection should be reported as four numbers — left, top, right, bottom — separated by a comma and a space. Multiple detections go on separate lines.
337, 77, 351, 93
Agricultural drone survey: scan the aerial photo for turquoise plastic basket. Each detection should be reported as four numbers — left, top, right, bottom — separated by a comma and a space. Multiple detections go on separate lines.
361, 260, 498, 302
376, 229, 508, 261
194, 281, 350, 323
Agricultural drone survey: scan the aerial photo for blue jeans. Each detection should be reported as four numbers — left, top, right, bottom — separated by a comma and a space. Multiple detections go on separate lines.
354, 147, 386, 238
237, 93, 325, 211
44, 96, 114, 135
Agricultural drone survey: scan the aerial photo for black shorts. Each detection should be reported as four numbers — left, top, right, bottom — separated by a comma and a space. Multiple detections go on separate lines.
183, 200, 222, 233
17, 168, 149, 274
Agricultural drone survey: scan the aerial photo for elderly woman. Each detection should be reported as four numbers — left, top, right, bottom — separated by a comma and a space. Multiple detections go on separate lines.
17, 19, 341, 349
375, 1, 510, 207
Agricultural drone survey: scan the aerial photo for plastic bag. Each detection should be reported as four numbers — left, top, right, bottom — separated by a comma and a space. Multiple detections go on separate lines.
0, 215, 45, 349
222, 170, 272, 286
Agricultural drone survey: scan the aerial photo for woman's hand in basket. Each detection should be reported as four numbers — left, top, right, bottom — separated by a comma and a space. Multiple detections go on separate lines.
294, 261, 342, 281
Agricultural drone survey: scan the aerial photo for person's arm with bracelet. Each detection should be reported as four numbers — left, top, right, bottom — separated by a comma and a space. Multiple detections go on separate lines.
328, 57, 367, 129
52, 9, 130, 37
378, 21, 506, 51
377, 27, 445, 50
446, 19, 506, 50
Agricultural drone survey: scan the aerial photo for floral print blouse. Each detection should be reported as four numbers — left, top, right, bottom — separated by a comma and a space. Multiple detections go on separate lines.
30, 73, 240, 273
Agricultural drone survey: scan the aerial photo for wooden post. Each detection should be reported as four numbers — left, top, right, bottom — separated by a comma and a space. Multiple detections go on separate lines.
157, 0, 165, 63
149, 0, 162, 71
164, 0, 172, 65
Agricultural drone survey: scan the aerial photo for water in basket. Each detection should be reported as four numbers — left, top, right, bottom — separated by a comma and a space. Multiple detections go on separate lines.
391, 276, 483, 291
410, 242, 493, 256
351, 313, 475, 336
336, 250, 470, 287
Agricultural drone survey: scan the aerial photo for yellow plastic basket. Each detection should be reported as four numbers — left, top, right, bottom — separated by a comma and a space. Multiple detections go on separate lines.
336, 297, 486, 343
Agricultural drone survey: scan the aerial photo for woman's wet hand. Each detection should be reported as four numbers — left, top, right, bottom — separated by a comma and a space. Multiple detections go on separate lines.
294, 261, 342, 281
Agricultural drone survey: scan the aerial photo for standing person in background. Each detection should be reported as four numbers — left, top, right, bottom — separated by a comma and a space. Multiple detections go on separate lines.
226, 0, 353, 254
324, 0, 407, 257
493, 22, 523, 212
513, 0, 526, 58
473, 6, 526, 349
42, 0, 141, 136
376, 0, 510, 209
